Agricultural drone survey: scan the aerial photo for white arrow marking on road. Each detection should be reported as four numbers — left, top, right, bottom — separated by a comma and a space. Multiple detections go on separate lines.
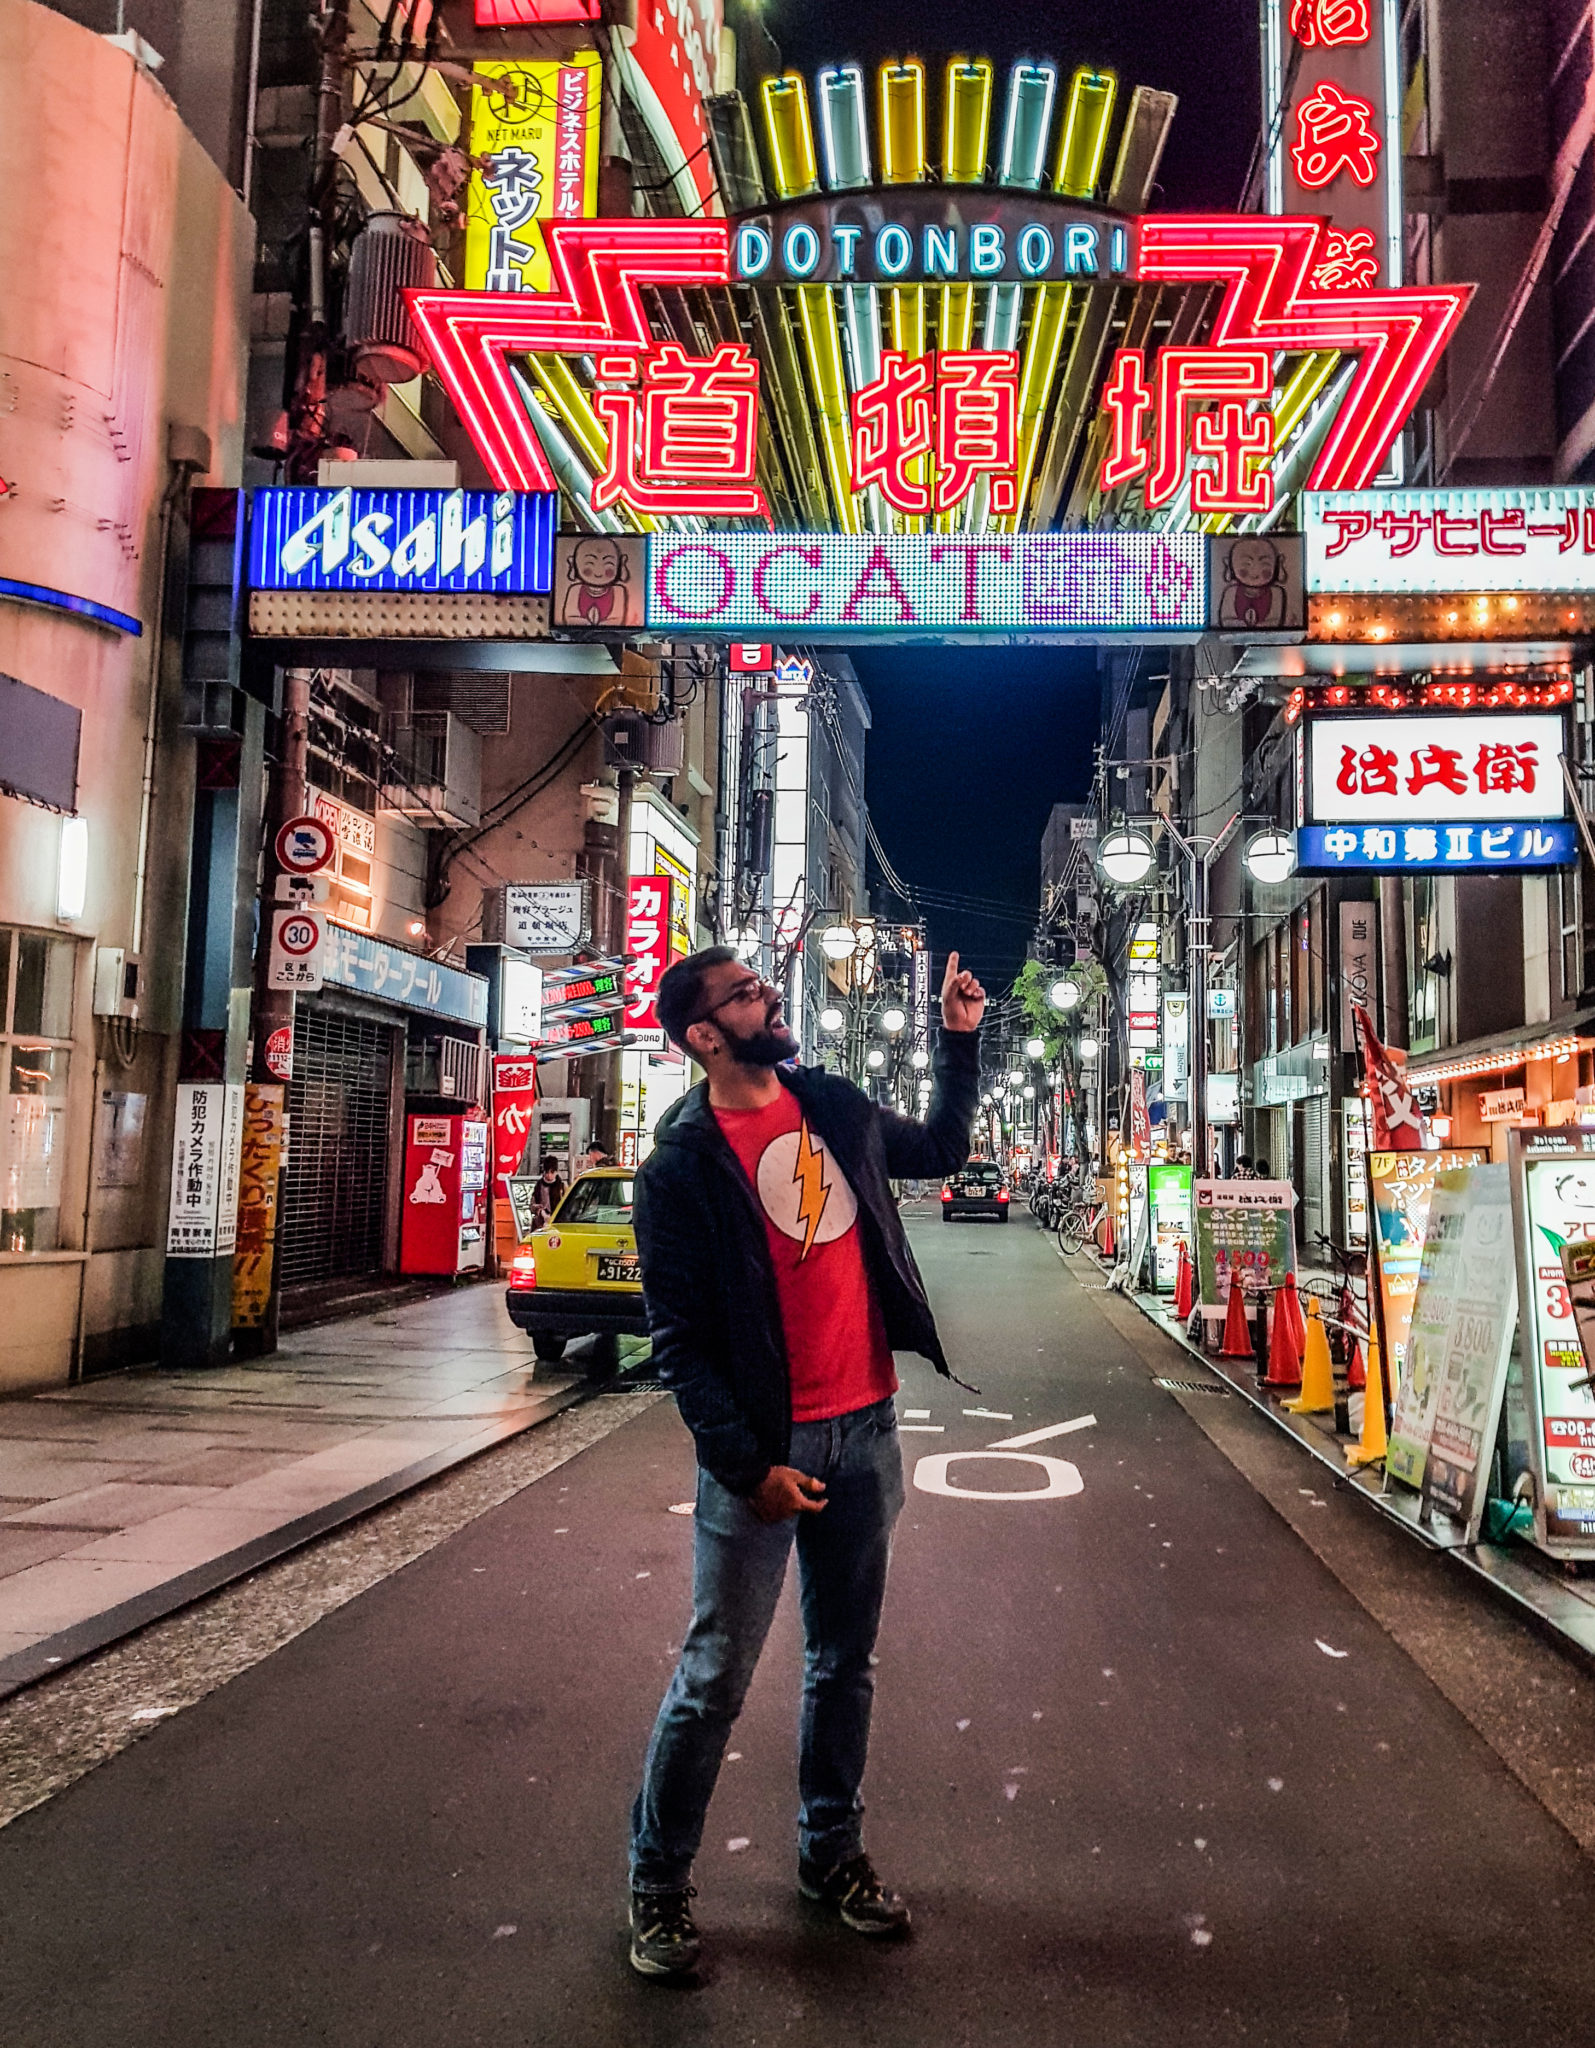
986, 1414, 1097, 1450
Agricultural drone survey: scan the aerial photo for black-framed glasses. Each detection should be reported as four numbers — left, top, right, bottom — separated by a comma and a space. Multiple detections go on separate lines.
686, 975, 774, 1029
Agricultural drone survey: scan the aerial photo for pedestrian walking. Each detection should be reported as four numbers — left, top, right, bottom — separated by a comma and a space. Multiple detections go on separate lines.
529, 1154, 566, 1227
626, 943, 984, 1978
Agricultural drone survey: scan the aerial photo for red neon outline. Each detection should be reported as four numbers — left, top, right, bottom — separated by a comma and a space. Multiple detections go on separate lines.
404, 220, 731, 492
409, 214, 1469, 509
1287, 0, 1371, 47
1134, 216, 1472, 491
1290, 80, 1381, 190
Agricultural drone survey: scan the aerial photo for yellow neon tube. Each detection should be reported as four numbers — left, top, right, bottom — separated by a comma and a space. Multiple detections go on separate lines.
943, 57, 992, 182
1001, 68, 1119, 528
879, 59, 927, 182
1053, 66, 1116, 198
796, 286, 863, 534
529, 357, 655, 533
761, 73, 820, 198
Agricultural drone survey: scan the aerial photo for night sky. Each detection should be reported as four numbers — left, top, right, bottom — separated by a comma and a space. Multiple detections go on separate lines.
766, 0, 1261, 989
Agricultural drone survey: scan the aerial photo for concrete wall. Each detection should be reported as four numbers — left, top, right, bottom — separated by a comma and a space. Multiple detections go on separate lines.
0, 1, 252, 1388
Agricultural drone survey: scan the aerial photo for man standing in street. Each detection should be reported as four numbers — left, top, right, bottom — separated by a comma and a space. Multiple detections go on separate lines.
627, 945, 984, 1979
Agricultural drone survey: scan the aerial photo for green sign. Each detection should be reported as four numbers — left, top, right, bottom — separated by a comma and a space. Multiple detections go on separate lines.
1191, 1180, 1295, 1307
1149, 1162, 1192, 1292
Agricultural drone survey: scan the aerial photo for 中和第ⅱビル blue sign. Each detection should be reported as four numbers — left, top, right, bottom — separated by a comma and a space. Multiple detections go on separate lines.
249, 487, 555, 595
1299, 820, 1577, 871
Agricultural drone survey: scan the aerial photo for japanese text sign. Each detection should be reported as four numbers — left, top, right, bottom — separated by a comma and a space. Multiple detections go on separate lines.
466, 56, 601, 295
1307, 714, 1567, 823
1192, 1180, 1296, 1306
165, 1082, 243, 1260
504, 881, 588, 953
1264, 0, 1397, 288
1512, 1131, 1595, 1554
321, 926, 488, 1026
250, 488, 555, 596
625, 874, 675, 1051
491, 1055, 539, 1203
1306, 487, 1595, 593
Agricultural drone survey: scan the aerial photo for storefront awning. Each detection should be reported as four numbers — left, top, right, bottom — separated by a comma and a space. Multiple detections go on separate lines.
1405, 1012, 1595, 1084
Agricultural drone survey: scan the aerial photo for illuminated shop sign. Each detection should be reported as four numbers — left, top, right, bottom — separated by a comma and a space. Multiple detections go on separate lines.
1305, 487, 1595, 593
405, 215, 1469, 515
1263, 1, 1401, 289
644, 531, 1208, 635
1305, 712, 1567, 824
1299, 821, 1577, 871
465, 55, 601, 295
733, 195, 1135, 286
249, 488, 555, 595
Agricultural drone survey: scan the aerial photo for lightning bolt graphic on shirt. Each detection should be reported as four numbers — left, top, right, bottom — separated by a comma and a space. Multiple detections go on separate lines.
791, 1118, 831, 1260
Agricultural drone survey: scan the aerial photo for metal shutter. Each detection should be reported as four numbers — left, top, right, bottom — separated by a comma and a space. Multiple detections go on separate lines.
1301, 1094, 1329, 1252
279, 1005, 396, 1287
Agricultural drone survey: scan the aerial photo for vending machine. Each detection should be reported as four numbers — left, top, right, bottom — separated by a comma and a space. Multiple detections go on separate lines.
400, 1113, 490, 1275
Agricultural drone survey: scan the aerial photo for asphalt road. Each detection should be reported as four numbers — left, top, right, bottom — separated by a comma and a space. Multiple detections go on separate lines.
6, 1211, 1595, 2047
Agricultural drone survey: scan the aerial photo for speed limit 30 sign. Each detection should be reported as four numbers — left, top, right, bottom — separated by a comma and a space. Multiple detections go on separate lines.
267, 907, 326, 991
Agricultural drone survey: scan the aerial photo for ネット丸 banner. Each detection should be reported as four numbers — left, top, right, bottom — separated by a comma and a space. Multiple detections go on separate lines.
645, 530, 1207, 636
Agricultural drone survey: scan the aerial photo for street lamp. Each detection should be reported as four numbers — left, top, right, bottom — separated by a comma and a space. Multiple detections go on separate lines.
1096, 823, 1157, 887
1078, 1034, 1099, 1061
910, 1046, 929, 1069
1049, 976, 1081, 1011
1243, 827, 1298, 885
1023, 1085, 1036, 1100
820, 923, 859, 961
1007, 1068, 1024, 1086
881, 1006, 906, 1033
866, 1047, 886, 1070
819, 1006, 844, 1032
1024, 1036, 1045, 1058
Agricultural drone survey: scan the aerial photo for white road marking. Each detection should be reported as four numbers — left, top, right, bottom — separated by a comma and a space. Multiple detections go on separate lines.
900, 1424, 945, 1433
963, 1408, 1014, 1420
987, 1414, 1097, 1449
903, 1409, 932, 1419
913, 1451, 1083, 1502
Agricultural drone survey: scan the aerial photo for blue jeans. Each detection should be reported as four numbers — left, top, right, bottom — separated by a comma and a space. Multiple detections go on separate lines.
630, 1395, 905, 1891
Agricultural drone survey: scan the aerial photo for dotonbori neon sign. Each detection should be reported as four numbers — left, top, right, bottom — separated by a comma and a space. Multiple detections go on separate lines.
405, 214, 1469, 519
731, 194, 1136, 285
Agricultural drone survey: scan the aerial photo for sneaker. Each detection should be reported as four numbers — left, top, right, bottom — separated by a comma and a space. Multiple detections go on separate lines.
629, 1885, 701, 1979
798, 1852, 912, 1936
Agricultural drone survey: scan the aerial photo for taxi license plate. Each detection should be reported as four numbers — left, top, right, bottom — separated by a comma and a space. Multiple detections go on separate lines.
596, 1252, 639, 1282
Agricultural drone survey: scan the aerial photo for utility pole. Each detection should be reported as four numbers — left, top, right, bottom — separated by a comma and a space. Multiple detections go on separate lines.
234, 668, 312, 1358
285, 0, 349, 480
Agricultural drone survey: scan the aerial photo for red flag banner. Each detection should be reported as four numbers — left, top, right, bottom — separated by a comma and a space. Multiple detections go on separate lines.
1352, 1002, 1427, 1150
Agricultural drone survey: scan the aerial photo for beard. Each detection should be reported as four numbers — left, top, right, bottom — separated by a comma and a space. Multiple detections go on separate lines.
722, 999, 799, 1067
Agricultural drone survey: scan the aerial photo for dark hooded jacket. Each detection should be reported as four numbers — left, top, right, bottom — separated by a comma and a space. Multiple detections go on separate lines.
632, 1029, 981, 1495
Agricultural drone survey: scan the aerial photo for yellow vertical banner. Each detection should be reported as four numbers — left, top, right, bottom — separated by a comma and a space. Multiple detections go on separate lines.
232, 1083, 287, 1330
465, 53, 603, 294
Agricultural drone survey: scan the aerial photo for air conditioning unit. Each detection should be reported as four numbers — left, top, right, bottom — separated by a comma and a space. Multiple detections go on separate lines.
383, 710, 480, 828
603, 713, 684, 776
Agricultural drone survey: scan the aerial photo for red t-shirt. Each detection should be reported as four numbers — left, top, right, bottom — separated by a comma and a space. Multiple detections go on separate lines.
714, 1088, 898, 1422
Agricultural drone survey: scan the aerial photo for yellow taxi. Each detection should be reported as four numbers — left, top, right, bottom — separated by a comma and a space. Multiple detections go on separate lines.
505, 1167, 648, 1371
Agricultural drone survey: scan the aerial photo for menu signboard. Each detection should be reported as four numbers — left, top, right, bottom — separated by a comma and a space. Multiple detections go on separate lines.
1510, 1131, 1595, 1556
1385, 1164, 1518, 1541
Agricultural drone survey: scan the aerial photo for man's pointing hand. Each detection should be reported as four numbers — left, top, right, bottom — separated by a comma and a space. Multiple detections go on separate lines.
940, 950, 986, 1033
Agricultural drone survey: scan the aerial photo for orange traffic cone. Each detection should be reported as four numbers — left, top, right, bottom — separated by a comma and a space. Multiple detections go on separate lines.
1220, 1271, 1252, 1358
1280, 1272, 1307, 1356
1347, 1335, 1367, 1392
1265, 1281, 1303, 1387
1347, 1327, 1388, 1467
1173, 1240, 1194, 1321
1285, 1298, 1335, 1414
1100, 1208, 1116, 1261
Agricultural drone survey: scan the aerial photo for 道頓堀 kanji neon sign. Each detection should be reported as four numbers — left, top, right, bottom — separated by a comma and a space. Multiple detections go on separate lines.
403, 213, 1468, 522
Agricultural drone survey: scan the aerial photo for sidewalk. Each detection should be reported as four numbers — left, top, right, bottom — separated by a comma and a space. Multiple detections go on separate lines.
0, 1285, 623, 1698
1116, 1272, 1595, 1666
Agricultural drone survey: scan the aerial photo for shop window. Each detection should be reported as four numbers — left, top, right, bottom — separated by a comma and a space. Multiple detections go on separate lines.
1558, 860, 1584, 1006
0, 929, 76, 1252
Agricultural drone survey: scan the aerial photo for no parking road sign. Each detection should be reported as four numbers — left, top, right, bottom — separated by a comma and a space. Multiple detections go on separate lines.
275, 814, 335, 875
268, 907, 325, 991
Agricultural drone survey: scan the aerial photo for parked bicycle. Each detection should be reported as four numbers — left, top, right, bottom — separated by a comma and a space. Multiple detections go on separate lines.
1056, 1194, 1107, 1257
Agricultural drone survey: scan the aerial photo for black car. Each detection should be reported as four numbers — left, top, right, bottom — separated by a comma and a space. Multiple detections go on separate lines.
940, 1159, 1010, 1222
